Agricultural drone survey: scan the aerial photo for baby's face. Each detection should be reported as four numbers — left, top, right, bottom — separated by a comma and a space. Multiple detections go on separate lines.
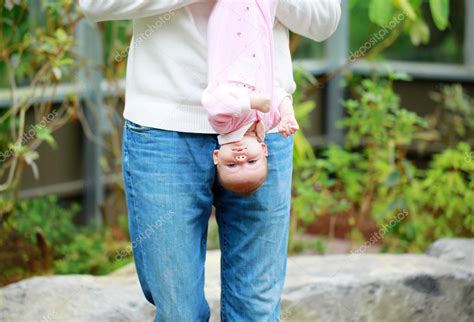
213, 136, 268, 193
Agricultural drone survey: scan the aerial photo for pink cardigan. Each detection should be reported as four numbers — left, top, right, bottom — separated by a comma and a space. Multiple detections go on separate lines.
201, 0, 289, 144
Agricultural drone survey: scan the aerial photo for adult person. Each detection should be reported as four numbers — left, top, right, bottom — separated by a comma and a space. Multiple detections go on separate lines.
79, 1, 341, 321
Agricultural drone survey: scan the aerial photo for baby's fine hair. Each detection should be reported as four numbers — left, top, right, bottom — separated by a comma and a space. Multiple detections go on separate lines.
217, 162, 268, 196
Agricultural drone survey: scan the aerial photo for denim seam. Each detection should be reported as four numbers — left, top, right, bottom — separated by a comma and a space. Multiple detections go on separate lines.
124, 127, 152, 302
125, 119, 154, 132
217, 206, 229, 322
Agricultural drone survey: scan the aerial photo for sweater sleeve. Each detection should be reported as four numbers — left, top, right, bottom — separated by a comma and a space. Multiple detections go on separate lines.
276, 0, 341, 42
78, 0, 198, 22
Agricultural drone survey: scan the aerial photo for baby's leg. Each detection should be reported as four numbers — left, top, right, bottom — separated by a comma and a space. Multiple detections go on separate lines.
234, 82, 271, 113
202, 83, 252, 118
250, 93, 271, 113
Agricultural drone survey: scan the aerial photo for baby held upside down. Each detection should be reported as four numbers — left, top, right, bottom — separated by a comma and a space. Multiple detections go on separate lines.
204, 84, 299, 196
202, 0, 299, 195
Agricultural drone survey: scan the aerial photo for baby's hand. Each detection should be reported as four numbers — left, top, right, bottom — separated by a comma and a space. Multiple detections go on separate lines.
278, 114, 299, 138
250, 94, 271, 113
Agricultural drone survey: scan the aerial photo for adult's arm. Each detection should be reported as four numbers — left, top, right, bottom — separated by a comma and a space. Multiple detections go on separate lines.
78, 0, 199, 22
276, 0, 342, 42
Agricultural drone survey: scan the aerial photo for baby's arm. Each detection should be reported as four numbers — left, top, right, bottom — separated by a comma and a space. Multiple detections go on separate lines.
278, 97, 299, 138
275, 88, 299, 138
250, 94, 272, 113
203, 83, 271, 120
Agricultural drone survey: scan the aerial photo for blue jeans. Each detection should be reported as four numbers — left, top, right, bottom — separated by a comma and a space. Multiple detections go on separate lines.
122, 120, 293, 322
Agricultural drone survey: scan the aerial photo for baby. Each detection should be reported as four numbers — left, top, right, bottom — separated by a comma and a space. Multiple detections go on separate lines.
202, 0, 299, 195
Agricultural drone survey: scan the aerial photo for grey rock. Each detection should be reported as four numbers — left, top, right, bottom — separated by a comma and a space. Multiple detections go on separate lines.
0, 251, 222, 322
282, 253, 473, 322
426, 238, 474, 270
0, 274, 155, 322
1, 244, 473, 322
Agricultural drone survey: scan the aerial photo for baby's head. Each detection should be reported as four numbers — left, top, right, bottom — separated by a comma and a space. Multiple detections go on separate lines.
213, 135, 268, 196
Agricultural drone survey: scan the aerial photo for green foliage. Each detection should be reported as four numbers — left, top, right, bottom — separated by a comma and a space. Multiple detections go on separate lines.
15, 195, 79, 248
341, 73, 428, 148
14, 195, 110, 276
346, 0, 462, 63
297, 0, 456, 61
292, 68, 318, 166
367, 0, 450, 35
384, 143, 474, 252
0, 1, 134, 284
369, 0, 394, 26
289, 68, 324, 251
292, 75, 473, 252
429, 0, 450, 30
289, 237, 327, 255
54, 229, 110, 275
421, 143, 473, 224
429, 84, 474, 147
1, 0, 79, 86
0, 0, 80, 195
0, 195, 130, 284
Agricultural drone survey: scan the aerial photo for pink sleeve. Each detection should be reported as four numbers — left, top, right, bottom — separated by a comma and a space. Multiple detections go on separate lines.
202, 84, 252, 134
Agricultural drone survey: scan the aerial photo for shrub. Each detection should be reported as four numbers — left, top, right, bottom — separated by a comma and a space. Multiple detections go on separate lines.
0, 195, 130, 285
292, 74, 473, 252
386, 143, 474, 252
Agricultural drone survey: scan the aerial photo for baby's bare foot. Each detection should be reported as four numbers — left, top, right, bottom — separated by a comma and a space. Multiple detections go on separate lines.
250, 94, 272, 113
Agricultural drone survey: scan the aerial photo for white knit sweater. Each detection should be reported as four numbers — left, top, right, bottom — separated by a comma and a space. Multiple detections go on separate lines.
79, 0, 341, 133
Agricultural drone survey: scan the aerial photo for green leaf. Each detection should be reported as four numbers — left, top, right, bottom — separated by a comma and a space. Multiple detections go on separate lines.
396, 0, 417, 20
369, 0, 394, 26
36, 127, 57, 149
429, 0, 450, 30
388, 71, 412, 81
349, 0, 359, 10
410, 18, 430, 46
403, 160, 413, 180
57, 57, 74, 66
409, 0, 423, 9
295, 101, 316, 120
386, 170, 401, 187
55, 28, 69, 43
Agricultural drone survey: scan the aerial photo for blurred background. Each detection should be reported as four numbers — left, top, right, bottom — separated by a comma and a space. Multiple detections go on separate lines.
0, 0, 472, 287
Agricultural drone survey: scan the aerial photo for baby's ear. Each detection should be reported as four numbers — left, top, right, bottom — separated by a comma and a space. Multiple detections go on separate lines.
261, 143, 268, 157
213, 150, 219, 165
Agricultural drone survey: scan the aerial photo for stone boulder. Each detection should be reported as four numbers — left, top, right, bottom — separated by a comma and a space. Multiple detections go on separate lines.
1, 240, 473, 322
282, 253, 473, 322
426, 238, 474, 269
0, 273, 155, 322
